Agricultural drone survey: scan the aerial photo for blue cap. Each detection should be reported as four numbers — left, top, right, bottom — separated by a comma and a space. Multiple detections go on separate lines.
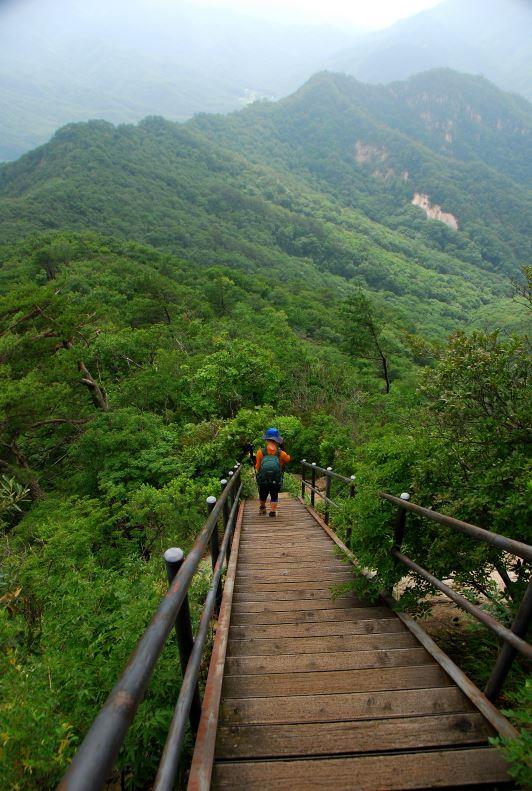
263, 427, 283, 443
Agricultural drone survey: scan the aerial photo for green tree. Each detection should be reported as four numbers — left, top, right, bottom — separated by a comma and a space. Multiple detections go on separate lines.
341, 291, 392, 393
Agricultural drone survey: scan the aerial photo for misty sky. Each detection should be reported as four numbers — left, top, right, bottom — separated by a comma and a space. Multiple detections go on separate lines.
195, 0, 443, 28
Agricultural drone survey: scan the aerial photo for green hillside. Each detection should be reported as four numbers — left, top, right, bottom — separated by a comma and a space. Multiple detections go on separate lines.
1, 70, 531, 339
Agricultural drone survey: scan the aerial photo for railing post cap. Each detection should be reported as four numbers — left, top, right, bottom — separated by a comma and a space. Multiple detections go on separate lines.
350, 475, 356, 480
228, 470, 234, 476
163, 547, 184, 563
327, 466, 333, 471
400, 492, 411, 500
234, 463, 239, 468
220, 478, 228, 486
206, 495, 217, 505
311, 462, 316, 466
302, 458, 307, 462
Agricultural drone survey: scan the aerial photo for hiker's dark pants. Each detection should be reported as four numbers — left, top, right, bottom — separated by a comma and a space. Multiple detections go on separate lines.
258, 483, 280, 503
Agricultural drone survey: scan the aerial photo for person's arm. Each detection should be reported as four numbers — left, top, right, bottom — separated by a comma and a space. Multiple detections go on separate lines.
280, 450, 291, 467
255, 447, 263, 471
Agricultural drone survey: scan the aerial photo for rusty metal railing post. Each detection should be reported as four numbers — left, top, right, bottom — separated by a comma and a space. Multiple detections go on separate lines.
324, 467, 332, 524
220, 479, 230, 531
163, 548, 201, 732
310, 463, 316, 508
206, 496, 222, 612
301, 459, 307, 498
393, 492, 410, 550
345, 475, 356, 545
484, 579, 532, 701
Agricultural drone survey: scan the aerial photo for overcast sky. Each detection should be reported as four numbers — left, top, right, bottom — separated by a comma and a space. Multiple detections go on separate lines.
192, 0, 444, 29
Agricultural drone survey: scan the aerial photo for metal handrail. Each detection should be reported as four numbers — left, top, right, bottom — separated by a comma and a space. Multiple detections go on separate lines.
154, 482, 242, 790
301, 460, 355, 486
381, 492, 532, 563
60, 464, 243, 791
380, 490, 532, 701
300, 459, 355, 525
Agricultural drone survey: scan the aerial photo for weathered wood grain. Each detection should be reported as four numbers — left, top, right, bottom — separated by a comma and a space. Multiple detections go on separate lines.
227, 631, 417, 656
216, 713, 493, 759
231, 596, 362, 613
230, 606, 391, 625
229, 618, 406, 640
212, 748, 509, 789
232, 588, 361, 603
225, 647, 430, 675
219, 686, 473, 725
233, 579, 353, 593
223, 664, 453, 698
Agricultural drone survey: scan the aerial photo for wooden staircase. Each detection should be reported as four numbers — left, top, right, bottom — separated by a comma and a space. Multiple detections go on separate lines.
188, 497, 512, 790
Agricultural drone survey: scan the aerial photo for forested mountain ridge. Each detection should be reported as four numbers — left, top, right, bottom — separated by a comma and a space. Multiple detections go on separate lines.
192, 70, 532, 270
0, 70, 530, 342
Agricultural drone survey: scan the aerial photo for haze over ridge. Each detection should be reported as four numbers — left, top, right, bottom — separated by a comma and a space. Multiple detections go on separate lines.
1, 0, 531, 161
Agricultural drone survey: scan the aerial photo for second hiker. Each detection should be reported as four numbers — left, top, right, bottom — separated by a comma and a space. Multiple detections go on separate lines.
254, 427, 291, 517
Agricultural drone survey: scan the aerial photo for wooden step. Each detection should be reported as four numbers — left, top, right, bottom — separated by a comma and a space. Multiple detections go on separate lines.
227, 631, 418, 656
212, 747, 510, 789
229, 617, 406, 640
219, 686, 474, 726
230, 606, 391, 626
222, 664, 454, 698
216, 713, 493, 759
225, 647, 431, 675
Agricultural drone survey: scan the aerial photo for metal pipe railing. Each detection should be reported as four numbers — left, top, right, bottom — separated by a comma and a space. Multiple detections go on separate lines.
301, 460, 355, 486
381, 492, 532, 563
301, 460, 355, 533
382, 489, 532, 701
59, 464, 243, 791
392, 548, 532, 660
153, 483, 243, 791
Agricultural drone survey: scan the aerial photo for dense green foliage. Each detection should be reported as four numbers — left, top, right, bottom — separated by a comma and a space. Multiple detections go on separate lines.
0, 68, 530, 789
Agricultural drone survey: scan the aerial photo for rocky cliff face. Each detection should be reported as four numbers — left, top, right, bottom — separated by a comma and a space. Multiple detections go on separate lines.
412, 192, 459, 229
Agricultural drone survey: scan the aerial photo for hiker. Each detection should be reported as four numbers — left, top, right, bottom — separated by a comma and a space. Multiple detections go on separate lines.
254, 427, 291, 517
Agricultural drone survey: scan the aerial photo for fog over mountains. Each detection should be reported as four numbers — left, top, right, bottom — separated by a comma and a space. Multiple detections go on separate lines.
1, 0, 531, 161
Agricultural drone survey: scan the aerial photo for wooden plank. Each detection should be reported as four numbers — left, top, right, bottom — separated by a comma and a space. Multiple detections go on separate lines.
228, 631, 417, 656
232, 588, 359, 602
238, 542, 331, 551
187, 505, 244, 791
216, 713, 493, 759
233, 579, 354, 593
234, 571, 353, 584
222, 664, 453, 698
231, 606, 391, 625
212, 747, 510, 790
240, 561, 346, 572
231, 597, 362, 613
225, 647, 430, 675
219, 686, 473, 725
239, 547, 335, 558
238, 554, 337, 566
240, 547, 332, 564
229, 618, 406, 640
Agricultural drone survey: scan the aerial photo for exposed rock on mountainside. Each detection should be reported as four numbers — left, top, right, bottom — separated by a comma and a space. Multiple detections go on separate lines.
412, 193, 459, 230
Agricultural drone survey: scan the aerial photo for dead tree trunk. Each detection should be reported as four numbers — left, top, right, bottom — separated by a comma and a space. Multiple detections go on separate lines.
79, 362, 109, 412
